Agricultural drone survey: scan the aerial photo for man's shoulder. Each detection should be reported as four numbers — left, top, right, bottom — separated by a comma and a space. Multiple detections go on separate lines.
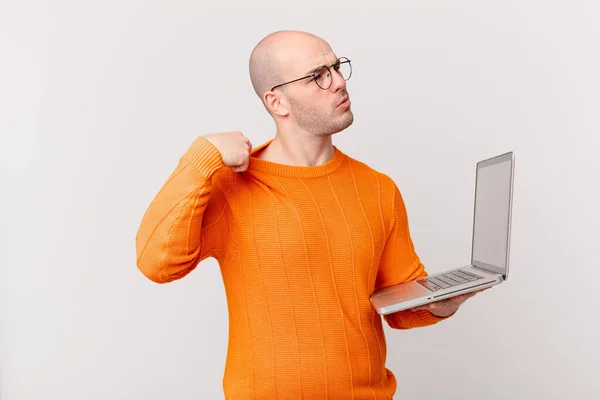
344, 152, 398, 191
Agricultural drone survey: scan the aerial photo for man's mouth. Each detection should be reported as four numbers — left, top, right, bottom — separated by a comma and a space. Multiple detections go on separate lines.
336, 96, 350, 108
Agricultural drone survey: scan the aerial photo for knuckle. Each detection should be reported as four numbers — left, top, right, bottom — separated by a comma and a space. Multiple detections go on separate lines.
237, 154, 248, 165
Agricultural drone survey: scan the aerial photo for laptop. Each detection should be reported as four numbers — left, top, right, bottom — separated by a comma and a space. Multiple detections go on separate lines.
370, 151, 515, 315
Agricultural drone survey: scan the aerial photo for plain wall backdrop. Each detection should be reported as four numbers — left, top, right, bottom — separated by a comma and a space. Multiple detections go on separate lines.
1, 1, 599, 399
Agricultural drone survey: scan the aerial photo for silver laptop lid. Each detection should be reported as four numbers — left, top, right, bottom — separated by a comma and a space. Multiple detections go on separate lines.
470, 152, 515, 278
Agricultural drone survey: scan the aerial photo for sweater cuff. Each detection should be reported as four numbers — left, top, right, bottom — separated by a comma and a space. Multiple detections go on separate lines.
414, 309, 453, 324
385, 308, 452, 329
182, 136, 225, 178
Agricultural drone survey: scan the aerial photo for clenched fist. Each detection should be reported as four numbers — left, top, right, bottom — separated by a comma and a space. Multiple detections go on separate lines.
205, 131, 253, 172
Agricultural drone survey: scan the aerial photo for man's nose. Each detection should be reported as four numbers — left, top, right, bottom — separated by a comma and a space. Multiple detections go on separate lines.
330, 68, 347, 92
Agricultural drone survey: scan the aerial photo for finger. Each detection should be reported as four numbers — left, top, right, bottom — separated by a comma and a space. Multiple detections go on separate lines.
450, 295, 468, 306
232, 163, 248, 172
452, 294, 467, 303
411, 304, 432, 312
458, 292, 478, 303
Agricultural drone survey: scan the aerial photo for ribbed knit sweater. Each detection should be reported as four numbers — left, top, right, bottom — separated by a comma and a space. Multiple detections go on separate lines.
136, 136, 449, 399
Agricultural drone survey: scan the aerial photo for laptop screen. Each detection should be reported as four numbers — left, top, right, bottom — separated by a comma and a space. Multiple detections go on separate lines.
471, 153, 514, 275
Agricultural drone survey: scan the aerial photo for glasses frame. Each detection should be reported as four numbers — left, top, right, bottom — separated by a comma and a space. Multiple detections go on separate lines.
270, 57, 352, 91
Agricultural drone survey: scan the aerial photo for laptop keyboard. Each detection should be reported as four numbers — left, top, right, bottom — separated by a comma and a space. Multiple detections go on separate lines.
417, 270, 484, 292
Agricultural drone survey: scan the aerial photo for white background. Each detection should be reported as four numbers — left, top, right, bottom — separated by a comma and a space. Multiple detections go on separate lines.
1, 1, 599, 399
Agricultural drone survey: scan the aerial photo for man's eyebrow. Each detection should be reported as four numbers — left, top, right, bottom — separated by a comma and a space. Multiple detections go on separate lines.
304, 58, 339, 76
303, 65, 321, 76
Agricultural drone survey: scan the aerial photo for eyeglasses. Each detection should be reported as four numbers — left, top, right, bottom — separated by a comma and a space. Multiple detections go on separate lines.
271, 57, 352, 91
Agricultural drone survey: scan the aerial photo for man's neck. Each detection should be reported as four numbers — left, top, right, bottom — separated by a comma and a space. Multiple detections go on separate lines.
256, 131, 335, 167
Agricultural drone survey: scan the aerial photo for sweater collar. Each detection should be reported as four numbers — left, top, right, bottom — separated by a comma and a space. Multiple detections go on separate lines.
247, 138, 346, 178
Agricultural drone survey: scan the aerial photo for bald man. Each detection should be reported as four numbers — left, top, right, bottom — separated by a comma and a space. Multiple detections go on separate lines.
136, 30, 478, 399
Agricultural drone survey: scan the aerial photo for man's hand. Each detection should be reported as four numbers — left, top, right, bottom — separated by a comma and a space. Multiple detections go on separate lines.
205, 131, 253, 172
411, 288, 488, 318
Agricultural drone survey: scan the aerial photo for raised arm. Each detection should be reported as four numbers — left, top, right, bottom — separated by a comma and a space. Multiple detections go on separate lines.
136, 131, 252, 283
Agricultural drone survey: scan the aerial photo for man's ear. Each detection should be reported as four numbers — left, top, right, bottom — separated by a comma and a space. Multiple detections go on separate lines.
264, 91, 290, 117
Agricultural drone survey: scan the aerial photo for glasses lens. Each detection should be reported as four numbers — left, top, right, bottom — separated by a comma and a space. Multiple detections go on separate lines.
336, 58, 352, 81
314, 66, 332, 90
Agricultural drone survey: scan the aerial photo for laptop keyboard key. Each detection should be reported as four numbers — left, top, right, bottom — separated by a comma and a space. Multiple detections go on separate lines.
444, 274, 466, 285
453, 270, 478, 281
438, 275, 460, 286
459, 270, 484, 280
417, 279, 441, 292
447, 273, 468, 284
428, 277, 451, 289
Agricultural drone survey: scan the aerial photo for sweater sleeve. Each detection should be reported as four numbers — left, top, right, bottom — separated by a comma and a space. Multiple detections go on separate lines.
374, 181, 452, 329
135, 136, 231, 283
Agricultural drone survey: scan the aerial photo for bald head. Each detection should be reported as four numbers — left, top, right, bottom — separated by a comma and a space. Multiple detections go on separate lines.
249, 30, 328, 100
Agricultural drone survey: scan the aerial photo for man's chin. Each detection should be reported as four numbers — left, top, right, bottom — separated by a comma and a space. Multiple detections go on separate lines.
339, 112, 354, 130
328, 113, 354, 135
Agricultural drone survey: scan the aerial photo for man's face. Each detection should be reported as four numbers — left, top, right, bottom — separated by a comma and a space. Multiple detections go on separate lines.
280, 47, 354, 136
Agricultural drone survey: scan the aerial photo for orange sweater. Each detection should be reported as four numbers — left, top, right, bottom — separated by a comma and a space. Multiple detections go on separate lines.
136, 137, 449, 399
